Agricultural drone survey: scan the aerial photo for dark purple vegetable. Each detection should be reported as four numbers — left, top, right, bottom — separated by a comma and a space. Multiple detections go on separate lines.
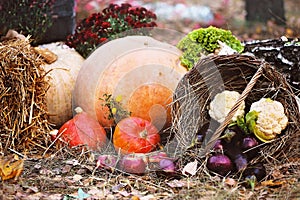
159, 159, 175, 173
197, 123, 209, 136
243, 163, 266, 182
213, 139, 223, 151
207, 154, 233, 176
243, 163, 266, 190
234, 154, 248, 172
222, 139, 242, 161
222, 126, 248, 161
241, 136, 259, 159
241, 136, 258, 150
196, 134, 204, 143
96, 155, 118, 170
118, 155, 146, 175
222, 128, 237, 143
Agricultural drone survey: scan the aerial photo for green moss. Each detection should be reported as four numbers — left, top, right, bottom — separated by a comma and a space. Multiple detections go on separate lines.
177, 26, 244, 70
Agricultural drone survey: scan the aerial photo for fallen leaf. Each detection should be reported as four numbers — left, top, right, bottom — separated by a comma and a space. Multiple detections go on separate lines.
182, 160, 198, 176
34, 164, 42, 169
73, 174, 83, 182
53, 181, 67, 189
0, 154, 24, 181
261, 180, 287, 187
39, 168, 53, 176
87, 187, 104, 196
271, 169, 284, 179
82, 177, 94, 187
65, 159, 80, 166
131, 195, 140, 200
224, 177, 237, 187
23, 186, 39, 193
47, 194, 64, 200
62, 165, 72, 174
140, 194, 155, 200
166, 179, 186, 188
77, 168, 87, 175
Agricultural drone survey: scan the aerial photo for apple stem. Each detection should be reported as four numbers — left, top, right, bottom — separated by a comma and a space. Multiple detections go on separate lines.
140, 129, 148, 138
74, 107, 83, 114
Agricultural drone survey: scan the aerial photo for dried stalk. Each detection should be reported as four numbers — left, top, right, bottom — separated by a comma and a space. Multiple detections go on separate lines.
0, 38, 52, 154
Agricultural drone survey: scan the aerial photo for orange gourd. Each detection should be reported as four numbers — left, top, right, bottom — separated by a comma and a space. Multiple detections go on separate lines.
73, 36, 187, 129
53, 107, 107, 150
113, 117, 160, 154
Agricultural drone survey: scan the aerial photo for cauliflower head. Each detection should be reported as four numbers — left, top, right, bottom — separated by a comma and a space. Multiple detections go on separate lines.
209, 90, 245, 123
247, 98, 288, 143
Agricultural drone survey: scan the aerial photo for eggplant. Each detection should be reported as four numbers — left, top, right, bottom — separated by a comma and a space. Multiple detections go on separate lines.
241, 136, 259, 159
207, 154, 233, 176
243, 163, 266, 190
222, 128, 237, 143
233, 154, 248, 172
221, 126, 244, 156
222, 139, 242, 162
243, 163, 266, 182
241, 136, 258, 150
224, 125, 245, 142
196, 134, 204, 143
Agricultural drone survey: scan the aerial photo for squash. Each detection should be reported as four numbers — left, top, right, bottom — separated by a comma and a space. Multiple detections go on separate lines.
113, 116, 161, 154
73, 36, 187, 129
52, 107, 107, 150
40, 42, 85, 127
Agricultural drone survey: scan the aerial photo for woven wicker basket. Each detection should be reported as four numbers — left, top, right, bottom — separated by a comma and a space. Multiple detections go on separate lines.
170, 54, 300, 168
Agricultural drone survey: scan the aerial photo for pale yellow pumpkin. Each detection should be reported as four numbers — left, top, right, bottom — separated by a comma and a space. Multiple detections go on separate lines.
40, 42, 84, 127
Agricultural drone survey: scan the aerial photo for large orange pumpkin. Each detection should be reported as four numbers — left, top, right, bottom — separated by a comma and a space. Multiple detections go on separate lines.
73, 36, 187, 129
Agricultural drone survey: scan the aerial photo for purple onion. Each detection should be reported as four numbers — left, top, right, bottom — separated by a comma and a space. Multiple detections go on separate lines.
241, 136, 259, 159
207, 154, 233, 176
118, 155, 146, 175
213, 139, 223, 151
148, 151, 168, 163
241, 137, 258, 150
159, 159, 175, 173
96, 155, 118, 170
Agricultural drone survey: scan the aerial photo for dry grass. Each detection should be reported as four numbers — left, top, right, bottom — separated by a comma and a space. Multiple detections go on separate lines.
0, 38, 52, 155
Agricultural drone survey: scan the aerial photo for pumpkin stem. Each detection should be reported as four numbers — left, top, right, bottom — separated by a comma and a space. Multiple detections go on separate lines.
74, 107, 83, 114
140, 129, 148, 138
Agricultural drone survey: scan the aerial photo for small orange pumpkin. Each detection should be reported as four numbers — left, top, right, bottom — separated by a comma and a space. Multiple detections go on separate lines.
52, 107, 107, 150
113, 117, 160, 154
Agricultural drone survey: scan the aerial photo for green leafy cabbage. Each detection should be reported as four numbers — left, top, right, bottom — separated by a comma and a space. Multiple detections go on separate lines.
177, 26, 244, 70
